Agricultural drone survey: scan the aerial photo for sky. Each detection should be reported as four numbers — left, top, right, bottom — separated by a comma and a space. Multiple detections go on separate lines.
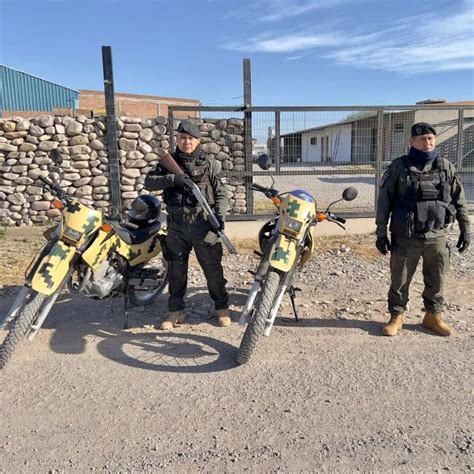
0, 0, 473, 107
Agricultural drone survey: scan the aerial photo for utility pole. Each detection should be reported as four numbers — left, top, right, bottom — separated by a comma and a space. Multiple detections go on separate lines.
243, 58, 253, 214
102, 46, 122, 218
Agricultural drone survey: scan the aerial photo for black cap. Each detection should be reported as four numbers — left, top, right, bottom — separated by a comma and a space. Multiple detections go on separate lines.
177, 120, 201, 139
411, 122, 436, 137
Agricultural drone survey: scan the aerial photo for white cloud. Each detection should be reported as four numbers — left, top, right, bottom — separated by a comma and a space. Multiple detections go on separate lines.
223, 3, 474, 74
226, 32, 344, 53
285, 55, 304, 61
221, 0, 354, 22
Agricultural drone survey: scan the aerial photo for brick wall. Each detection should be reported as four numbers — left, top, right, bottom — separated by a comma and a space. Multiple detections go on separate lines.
79, 90, 199, 118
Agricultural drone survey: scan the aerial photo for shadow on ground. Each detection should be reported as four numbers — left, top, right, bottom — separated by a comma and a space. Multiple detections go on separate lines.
0, 285, 248, 373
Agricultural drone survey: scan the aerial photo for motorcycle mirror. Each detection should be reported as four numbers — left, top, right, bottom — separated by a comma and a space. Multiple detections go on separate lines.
51, 148, 63, 165
257, 154, 271, 171
342, 187, 358, 201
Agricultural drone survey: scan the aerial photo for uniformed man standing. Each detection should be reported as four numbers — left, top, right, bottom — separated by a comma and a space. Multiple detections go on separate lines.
375, 122, 471, 336
145, 120, 230, 329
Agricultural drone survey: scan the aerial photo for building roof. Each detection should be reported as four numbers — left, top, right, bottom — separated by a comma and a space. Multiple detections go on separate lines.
281, 100, 474, 137
0, 64, 78, 92
79, 89, 200, 104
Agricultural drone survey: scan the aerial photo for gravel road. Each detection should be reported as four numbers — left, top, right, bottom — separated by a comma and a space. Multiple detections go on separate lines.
0, 227, 472, 472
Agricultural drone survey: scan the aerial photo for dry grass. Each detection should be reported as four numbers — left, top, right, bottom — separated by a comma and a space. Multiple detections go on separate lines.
0, 226, 379, 287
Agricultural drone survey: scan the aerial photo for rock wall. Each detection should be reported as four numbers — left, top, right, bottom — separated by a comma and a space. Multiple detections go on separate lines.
0, 115, 247, 226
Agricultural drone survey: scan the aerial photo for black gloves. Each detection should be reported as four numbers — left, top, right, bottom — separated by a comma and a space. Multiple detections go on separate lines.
456, 231, 471, 253
174, 173, 191, 188
216, 216, 225, 231
376, 236, 392, 255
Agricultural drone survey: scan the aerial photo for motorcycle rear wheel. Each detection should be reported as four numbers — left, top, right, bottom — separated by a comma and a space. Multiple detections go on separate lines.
236, 271, 280, 365
129, 255, 169, 306
0, 290, 46, 369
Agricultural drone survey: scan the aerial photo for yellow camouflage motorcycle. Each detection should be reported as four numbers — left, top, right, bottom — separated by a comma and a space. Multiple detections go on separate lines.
0, 150, 168, 368
236, 155, 358, 365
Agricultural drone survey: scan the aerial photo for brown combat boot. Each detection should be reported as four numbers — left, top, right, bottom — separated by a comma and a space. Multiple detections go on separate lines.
217, 309, 231, 327
159, 310, 185, 330
422, 311, 453, 337
382, 313, 404, 336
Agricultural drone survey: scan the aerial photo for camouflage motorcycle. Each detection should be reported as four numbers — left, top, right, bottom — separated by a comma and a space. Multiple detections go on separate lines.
236, 154, 358, 365
0, 150, 168, 368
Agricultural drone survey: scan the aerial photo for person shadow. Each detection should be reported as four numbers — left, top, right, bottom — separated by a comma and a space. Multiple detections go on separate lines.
0, 285, 250, 373
274, 313, 440, 337
274, 315, 383, 336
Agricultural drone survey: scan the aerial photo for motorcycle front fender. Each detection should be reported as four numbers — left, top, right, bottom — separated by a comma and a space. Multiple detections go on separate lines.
268, 234, 298, 272
30, 241, 77, 296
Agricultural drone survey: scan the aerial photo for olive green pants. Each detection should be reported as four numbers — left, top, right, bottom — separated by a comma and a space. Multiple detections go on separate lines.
388, 234, 450, 314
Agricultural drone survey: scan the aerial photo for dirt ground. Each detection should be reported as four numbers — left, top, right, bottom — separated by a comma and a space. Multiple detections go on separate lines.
0, 225, 472, 472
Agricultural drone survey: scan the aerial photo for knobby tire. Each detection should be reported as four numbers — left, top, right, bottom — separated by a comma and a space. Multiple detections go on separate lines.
236, 271, 280, 365
0, 291, 46, 369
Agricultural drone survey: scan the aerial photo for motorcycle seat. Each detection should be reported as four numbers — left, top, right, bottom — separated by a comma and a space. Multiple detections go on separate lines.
112, 221, 162, 245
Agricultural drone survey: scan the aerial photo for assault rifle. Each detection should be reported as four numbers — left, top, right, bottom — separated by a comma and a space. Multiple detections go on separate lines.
159, 153, 237, 255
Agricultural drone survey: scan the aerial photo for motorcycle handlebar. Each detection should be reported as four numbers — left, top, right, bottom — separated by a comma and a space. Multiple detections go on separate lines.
252, 183, 279, 198
252, 183, 268, 192
327, 212, 346, 224
38, 175, 69, 201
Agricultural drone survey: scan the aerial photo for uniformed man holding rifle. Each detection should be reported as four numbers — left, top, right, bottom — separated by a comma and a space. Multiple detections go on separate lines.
145, 120, 232, 329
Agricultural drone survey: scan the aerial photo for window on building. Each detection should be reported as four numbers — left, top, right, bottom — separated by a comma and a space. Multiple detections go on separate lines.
394, 123, 404, 133
310, 137, 317, 145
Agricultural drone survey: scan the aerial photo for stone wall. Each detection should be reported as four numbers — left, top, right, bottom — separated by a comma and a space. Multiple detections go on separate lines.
0, 115, 247, 226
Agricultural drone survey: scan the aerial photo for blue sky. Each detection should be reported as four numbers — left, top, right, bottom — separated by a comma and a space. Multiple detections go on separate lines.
1, 0, 473, 106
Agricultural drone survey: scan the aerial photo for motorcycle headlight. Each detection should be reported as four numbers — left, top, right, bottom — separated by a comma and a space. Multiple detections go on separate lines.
63, 226, 83, 242
283, 218, 302, 234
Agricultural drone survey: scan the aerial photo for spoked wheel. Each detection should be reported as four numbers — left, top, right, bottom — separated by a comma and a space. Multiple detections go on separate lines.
236, 271, 280, 365
0, 290, 46, 369
129, 254, 169, 306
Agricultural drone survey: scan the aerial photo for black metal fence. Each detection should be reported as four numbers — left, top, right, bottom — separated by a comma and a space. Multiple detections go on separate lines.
169, 104, 474, 219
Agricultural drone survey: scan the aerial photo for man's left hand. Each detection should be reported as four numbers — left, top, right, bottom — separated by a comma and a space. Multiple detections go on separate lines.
456, 231, 471, 253
216, 216, 225, 231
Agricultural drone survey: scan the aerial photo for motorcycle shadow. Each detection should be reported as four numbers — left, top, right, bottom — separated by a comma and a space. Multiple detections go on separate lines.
274, 315, 384, 336
0, 286, 238, 373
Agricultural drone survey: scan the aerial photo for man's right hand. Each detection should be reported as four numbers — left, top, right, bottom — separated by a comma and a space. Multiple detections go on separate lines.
174, 173, 191, 188
376, 236, 392, 255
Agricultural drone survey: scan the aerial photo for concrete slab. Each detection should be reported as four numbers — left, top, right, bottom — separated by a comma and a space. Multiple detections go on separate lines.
225, 217, 377, 240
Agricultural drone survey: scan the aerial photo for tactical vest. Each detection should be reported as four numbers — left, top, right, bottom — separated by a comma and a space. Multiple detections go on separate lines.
164, 156, 215, 214
390, 157, 456, 236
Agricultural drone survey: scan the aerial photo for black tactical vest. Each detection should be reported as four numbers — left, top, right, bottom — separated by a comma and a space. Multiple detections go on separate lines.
390, 157, 455, 236
164, 155, 215, 213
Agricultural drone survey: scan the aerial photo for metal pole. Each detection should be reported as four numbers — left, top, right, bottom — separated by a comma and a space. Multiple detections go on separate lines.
275, 111, 281, 172
374, 110, 384, 207
456, 108, 464, 172
168, 109, 175, 152
102, 46, 122, 218
243, 58, 253, 214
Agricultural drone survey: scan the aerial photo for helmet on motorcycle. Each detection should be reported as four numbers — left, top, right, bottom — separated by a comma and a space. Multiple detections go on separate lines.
127, 194, 162, 224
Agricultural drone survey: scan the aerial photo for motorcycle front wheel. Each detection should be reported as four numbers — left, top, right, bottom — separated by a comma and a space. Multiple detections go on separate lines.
236, 270, 280, 365
129, 254, 169, 306
0, 290, 46, 369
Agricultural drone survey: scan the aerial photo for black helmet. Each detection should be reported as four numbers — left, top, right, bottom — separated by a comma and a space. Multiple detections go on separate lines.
128, 194, 162, 224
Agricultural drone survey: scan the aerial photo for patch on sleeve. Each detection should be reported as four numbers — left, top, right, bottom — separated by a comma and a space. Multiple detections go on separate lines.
380, 169, 390, 188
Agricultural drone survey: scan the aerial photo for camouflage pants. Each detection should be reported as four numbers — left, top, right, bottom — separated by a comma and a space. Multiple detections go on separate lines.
388, 234, 450, 314
165, 219, 228, 312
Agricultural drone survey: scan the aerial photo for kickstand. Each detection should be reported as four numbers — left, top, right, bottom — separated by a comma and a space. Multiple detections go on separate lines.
289, 286, 299, 322
123, 295, 130, 329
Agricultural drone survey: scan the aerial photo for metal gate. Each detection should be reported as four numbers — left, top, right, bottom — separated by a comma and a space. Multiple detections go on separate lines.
168, 104, 474, 220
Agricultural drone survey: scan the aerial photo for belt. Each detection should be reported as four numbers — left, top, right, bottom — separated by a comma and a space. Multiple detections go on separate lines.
168, 211, 205, 224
